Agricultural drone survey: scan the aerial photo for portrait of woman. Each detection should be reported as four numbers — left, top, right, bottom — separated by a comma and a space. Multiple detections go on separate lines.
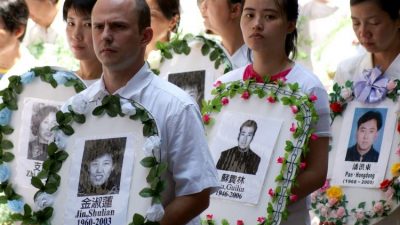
27, 104, 59, 161
77, 137, 126, 197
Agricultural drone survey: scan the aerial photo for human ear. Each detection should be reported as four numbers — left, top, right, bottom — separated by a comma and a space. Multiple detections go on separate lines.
287, 20, 296, 34
168, 14, 180, 33
14, 26, 25, 40
141, 27, 153, 46
230, 3, 242, 19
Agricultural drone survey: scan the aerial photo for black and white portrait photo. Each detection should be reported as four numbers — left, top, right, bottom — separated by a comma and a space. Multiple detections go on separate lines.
77, 137, 126, 197
345, 109, 386, 163
216, 120, 260, 175
27, 103, 59, 161
168, 70, 205, 108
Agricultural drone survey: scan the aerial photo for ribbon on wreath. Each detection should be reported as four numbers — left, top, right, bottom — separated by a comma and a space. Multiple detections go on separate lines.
353, 67, 389, 104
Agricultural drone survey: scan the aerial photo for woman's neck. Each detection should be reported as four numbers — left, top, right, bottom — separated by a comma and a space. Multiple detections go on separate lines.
0, 42, 20, 71
252, 51, 293, 77
29, 2, 59, 28
220, 23, 244, 56
372, 39, 400, 72
77, 59, 103, 81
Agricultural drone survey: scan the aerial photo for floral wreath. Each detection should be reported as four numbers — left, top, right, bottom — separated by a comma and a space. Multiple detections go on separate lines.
201, 77, 319, 225
0, 68, 166, 224
312, 67, 400, 224
147, 33, 233, 75
0, 66, 85, 223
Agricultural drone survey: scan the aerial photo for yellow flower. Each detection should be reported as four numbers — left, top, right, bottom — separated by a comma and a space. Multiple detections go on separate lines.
326, 186, 343, 201
391, 163, 400, 177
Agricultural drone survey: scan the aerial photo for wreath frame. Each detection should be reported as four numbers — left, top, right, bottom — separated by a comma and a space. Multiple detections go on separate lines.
201, 78, 319, 225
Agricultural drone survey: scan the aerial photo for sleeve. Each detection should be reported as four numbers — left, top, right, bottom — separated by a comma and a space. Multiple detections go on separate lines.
165, 104, 220, 197
310, 86, 331, 137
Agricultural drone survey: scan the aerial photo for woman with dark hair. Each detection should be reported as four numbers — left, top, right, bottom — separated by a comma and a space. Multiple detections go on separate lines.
0, 0, 36, 80
28, 105, 58, 161
78, 138, 125, 196
63, 0, 102, 86
198, 0, 251, 69
216, 0, 329, 223
335, 0, 400, 85
145, 0, 180, 58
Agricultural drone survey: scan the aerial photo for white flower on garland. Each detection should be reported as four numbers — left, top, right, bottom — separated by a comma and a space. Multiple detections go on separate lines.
54, 130, 68, 149
340, 87, 353, 101
70, 94, 90, 115
0, 164, 10, 182
146, 203, 164, 222
120, 99, 136, 116
34, 192, 54, 210
143, 136, 161, 161
147, 50, 162, 71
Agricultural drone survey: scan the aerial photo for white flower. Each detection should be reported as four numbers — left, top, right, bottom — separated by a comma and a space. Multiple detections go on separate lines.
340, 87, 353, 100
147, 50, 162, 70
143, 136, 161, 161
120, 99, 136, 116
54, 130, 68, 149
34, 192, 54, 210
70, 94, 89, 114
146, 203, 164, 222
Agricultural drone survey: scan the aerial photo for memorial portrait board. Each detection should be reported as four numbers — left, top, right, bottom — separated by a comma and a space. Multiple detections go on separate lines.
49, 95, 161, 225
0, 67, 85, 214
201, 80, 318, 225
153, 36, 231, 102
311, 81, 400, 225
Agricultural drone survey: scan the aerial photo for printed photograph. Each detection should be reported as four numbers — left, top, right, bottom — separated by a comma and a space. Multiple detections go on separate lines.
345, 108, 387, 163
168, 70, 205, 108
27, 103, 59, 161
77, 137, 127, 197
216, 120, 260, 175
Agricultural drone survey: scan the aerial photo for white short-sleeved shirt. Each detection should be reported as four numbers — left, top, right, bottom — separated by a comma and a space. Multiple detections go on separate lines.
217, 63, 330, 225
219, 43, 251, 70
218, 63, 330, 137
335, 52, 400, 85
63, 63, 220, 225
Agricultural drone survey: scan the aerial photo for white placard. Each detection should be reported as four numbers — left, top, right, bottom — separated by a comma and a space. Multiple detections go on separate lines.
209, 111, 282, 204
331, 101, 396, 188
16, 98, 62, 187
64, 134, 135, 225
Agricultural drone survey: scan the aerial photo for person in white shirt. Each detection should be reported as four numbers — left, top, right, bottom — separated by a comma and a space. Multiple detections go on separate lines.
24, 0, 78, 69
198, 0, 251, 69
64, 0, 220, 224
63, 0, 102, 86
217, 0, 330, 224
145, 0, 180, 59
0, 0, 36, 81
335, 0, 400, 85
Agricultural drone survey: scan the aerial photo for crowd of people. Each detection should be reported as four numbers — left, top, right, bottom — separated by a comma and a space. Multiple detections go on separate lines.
0, 0, 399, 224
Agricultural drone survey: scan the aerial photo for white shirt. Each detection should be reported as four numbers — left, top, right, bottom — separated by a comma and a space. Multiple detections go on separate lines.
65, 63, 220, 225
335, 52, 400, 85
219, 43, 251, 70
217, 63, 331, 225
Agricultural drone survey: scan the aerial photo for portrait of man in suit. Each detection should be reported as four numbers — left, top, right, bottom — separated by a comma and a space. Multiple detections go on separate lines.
345, 110, 382, 163
216, 120, 260, 175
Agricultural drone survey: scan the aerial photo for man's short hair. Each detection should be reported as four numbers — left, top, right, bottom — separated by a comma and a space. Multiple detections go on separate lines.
357, 111, 383, 131
135, 0, 151, 32
240, 120, 258, 134
0, 0, 29, 41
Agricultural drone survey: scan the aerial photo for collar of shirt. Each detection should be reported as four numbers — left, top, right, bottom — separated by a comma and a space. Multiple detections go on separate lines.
86, 63, 153, 102
242, 64, 292, 83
